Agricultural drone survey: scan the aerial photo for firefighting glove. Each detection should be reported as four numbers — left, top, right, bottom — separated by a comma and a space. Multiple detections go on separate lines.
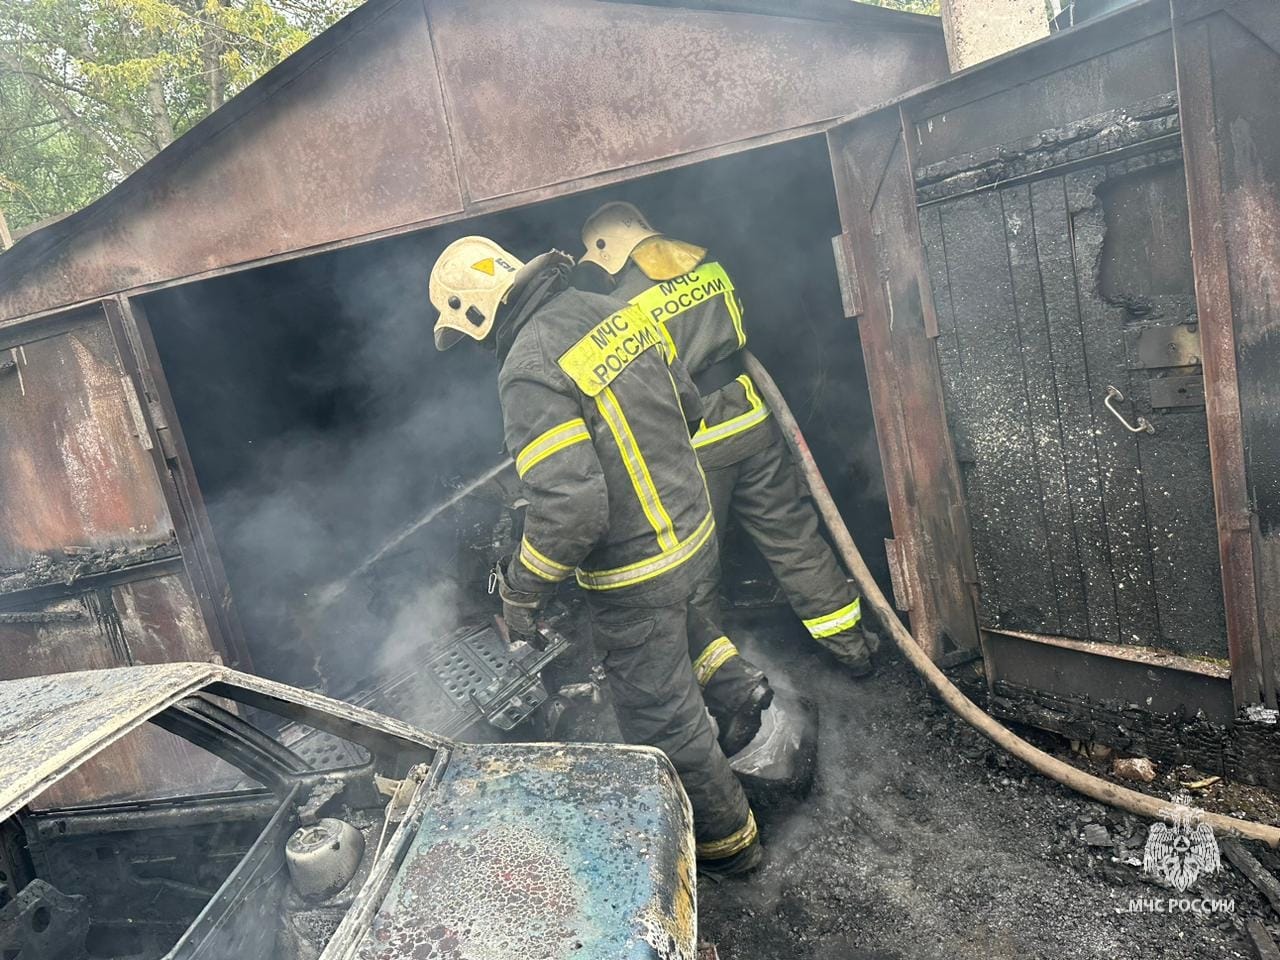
491, 557, 545, 646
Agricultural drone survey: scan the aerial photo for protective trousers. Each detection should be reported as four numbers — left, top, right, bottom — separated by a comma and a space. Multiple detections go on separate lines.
690, 423, 878, 668
686, 596, 766, 721
587, 586, 757, 862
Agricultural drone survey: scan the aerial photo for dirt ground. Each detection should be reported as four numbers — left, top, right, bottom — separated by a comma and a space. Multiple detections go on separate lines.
696, 620, 1280, 960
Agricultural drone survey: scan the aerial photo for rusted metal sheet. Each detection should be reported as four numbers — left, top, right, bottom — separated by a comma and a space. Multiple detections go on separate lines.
356, 743, 695, 960
1172, 0, 1279, 708
0, 0, 464, 323
0, 572, 214, 680
826, 110, 979, 658
428, 0, 946, 203
0, 312, 174, 588
0, 0, 944, 323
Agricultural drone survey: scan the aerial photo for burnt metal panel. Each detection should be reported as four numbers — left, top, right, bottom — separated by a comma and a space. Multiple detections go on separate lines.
0, 312, 174, 586
0, 0, 463, 322
980, 628, 1280, 789
826, 110, 979, 657
354, 743, 695, 960
428, 0, 947, 203
1130, 323, 1202, 369
0, 662, 218, 818
914, 60, 1225, 658
1149, 374, 1204, 409
0, 662, 447, 824
1174, 0, 1280, 708
912, 23, 1177, 166
982, 628, 1234, 724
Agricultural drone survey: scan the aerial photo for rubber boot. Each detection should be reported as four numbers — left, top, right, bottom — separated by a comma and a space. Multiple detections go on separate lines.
717, 678, 775, 756
699, 838, 765, 880
819, 626, 882, 678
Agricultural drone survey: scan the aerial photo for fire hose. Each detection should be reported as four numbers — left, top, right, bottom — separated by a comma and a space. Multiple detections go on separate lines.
740, 350, 1280, 847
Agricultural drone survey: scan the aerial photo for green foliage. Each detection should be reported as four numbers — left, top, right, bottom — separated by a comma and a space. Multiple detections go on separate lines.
860, 0, 942, 14
1, 0, 941, 235
0, 0, 358, 231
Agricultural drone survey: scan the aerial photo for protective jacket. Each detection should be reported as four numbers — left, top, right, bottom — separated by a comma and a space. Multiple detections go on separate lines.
612, 241, 772, 471
500, 286, 715, 598
616, 238, 876, 671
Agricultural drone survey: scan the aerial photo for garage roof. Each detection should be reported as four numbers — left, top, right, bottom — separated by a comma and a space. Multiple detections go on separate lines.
0, 0, 944, 323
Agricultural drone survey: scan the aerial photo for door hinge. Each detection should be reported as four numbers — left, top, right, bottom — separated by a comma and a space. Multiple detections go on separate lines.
120, 376, 154, 452
831, 233, 863, 319
143, 395, 180, 462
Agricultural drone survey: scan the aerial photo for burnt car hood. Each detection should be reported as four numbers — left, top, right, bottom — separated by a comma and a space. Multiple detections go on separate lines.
353, 742, 695, 960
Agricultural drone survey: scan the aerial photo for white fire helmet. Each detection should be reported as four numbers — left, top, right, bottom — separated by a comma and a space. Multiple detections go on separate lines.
580, 201, 660, 276
429, 236, 524, 351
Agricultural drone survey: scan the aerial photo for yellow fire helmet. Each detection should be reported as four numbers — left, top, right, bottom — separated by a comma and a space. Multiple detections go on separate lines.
580, 202, 708, 280
579, 201, 661, 276
429, 236, 524, 351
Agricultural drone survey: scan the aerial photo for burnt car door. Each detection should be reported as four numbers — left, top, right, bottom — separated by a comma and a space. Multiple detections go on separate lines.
15, 714, 282, 959
8, 691, 391, 960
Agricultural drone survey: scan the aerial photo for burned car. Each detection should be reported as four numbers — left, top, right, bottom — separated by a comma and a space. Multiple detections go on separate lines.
0, 663, 695, 960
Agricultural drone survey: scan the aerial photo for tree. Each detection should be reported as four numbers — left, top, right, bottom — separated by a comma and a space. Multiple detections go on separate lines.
862, 0, 942, 14
0, 0, 358, 232
2, 0, 940, 235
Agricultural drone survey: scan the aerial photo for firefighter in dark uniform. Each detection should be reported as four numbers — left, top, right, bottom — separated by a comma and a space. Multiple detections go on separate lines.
429, 235, 762, 876
579, 202, 881, 680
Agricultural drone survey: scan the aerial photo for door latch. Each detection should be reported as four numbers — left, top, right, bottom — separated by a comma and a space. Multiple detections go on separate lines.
1104, 385, 1155, 435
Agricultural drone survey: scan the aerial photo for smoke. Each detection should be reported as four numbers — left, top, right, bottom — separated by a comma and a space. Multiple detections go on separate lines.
145, 234, 511, 694
143, 132, 894, 699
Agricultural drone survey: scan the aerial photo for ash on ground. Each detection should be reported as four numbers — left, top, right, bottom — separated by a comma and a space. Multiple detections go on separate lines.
698, 619, 1280, 960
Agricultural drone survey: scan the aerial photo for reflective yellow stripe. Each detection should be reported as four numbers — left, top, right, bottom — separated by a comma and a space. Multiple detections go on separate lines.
692, 375, 771, 450
655, 317, 679, 360
577, 510, 715, 591
518, 537, 574, 583
802, 598, 863, 639
692, 636, 738, 687
726, 290, 746, 348
696, 809, 758, 860
515, 418, 591, 478
596, 386, 678, 551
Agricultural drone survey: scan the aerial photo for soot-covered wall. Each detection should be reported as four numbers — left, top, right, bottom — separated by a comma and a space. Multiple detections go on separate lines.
142, 135, 890, 693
